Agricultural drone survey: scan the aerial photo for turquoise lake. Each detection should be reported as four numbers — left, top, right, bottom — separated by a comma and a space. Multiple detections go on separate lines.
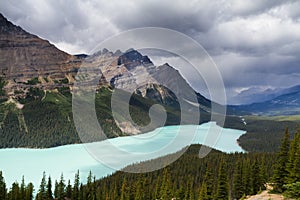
0, 122, 245, 190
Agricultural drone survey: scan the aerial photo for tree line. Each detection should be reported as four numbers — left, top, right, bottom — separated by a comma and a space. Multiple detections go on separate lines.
0, 147, 276, 199
271, 128, 300, 198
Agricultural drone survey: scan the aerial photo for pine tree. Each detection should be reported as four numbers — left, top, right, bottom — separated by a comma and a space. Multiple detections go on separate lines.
0, 171, 7, 200
111, 183, 119, 199
154, 176, 161, 199
160, 167, 172, 199
57, 174, 65, 200
79, 183, 84, 200
86, 171, 94, 200
286, 131, 300, 183
92, 176, 97, 200
259, 158, 267, 188
25, 183, 34, 200
292, 136, 300, 182
198, 182, 208, 200
242, 159, 252, 195
216, 159, 229, 200
20, 176, 26, 199
134, 177, 144, 200
184, 178, 194, 200
272, 128, 290, 192
251, 160, 263, 194
46, 176, 53, 200
120, 178, 129, 200
72, 170, 80, 200
203, 165, 214, 199
176, 185, 185, 200
36, 172, 47, 200
9, 182, 20, 200
54, 180, 59, 199
233, 161, 244, 199
65, 180, 72, 199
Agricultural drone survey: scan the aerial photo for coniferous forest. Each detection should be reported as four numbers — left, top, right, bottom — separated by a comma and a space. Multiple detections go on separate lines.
0, 128, 299, 199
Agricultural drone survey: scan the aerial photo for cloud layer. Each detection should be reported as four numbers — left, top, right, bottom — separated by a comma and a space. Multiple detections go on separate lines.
0, 0, 299, 104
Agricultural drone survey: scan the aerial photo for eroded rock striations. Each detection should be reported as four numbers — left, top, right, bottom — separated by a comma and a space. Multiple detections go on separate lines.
0, 13, 81, 96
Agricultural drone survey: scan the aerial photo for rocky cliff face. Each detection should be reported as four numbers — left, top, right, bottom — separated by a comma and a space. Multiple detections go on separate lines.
86, 49, 209, 112
0, 13, 211, 114
0, 13, 81, 96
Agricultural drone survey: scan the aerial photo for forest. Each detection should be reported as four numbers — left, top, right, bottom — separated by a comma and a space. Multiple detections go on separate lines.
0, 80, 299, 152
1, 128, 300, 199
0, 86, 182, 148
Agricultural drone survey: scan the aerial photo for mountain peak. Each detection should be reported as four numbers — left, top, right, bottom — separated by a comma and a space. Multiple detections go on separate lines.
117, 49, 152, 69
0, 13, 78, 86
0, 13, 6, 21
0, 13, 24, 35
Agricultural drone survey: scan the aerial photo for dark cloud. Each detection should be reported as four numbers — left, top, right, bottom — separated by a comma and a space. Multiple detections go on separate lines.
0, 0, 299, 104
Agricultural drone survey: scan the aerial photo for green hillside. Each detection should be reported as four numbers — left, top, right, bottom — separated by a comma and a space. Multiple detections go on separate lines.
0, 86, 182, 148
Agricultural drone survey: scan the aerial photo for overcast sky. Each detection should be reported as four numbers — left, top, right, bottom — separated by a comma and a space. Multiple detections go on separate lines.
1, 0, 300, 104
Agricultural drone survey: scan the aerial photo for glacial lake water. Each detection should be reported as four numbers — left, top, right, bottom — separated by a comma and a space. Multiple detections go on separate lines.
0, 122, 245, 190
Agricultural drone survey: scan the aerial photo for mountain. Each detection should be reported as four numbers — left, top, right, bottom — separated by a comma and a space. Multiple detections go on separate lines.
0, 13, 217, 148
230, 85, 300, 105
230, 91, 300, 116
0, 13, 81, 83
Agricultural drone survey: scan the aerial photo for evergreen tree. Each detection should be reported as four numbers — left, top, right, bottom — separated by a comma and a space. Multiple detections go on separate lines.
65, 180, 72, 199
79, 184, 84, 200
292, 137, 300, 182
154, 176, 161, 199
134, 177, 144, 200
72, 170, 80, 200
286, 131, 300, 183
160, 167, 172, 199
57, 174, 65, 200
259, 159, 267, 188
251, 160, 263, 194
9, 182, 20, 200
203, 165, 214, 199
85, 171, 94, 200
111, 183, 118, 199
176, 185, 185, 200
0, 171, 7, 200
46, 176, 53, 200
272, 128, 290, 192
54, 181, 58, 199
198, 182, 208, 200
20, 176, 26, 199
242, 159, 252, 195
92, 176, 97, 200
233, 161, 244, 199
216, 159, 229, 200
36, 172, 47, 200
25, 183, 34, 200
184, 178, 195, 200
120, 178, 129, 200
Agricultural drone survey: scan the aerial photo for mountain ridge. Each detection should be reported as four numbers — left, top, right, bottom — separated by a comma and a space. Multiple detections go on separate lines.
0, 13, 217, 148
230, 84, 300, 105
230, 90, 300, 116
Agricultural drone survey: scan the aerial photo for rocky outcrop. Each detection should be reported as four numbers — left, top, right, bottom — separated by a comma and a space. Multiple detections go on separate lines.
0, 13, 81, 93
0, 13, 211, 115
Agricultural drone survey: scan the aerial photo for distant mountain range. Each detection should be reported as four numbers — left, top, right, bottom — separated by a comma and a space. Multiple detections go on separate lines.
230, 85, 300, 105
230, 90, 300, 116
